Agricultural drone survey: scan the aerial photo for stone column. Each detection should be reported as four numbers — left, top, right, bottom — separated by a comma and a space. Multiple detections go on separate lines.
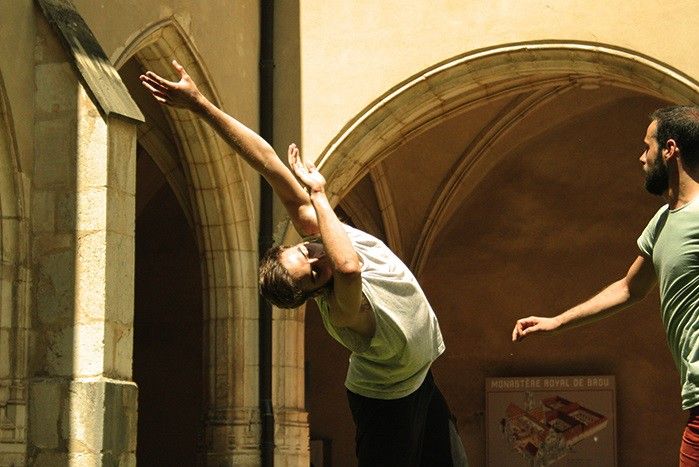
273, 306, 310, 466
0, 271, 29, 466
28, 14, 139, 465
0, 191, 29, 465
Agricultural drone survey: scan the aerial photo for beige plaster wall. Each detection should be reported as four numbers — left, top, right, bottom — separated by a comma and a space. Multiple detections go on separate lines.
1, 0, 263, 224
296, 0, 699, 161
71, 0, 259, 124
71, 0, 264, 216
0, 0, 37, 174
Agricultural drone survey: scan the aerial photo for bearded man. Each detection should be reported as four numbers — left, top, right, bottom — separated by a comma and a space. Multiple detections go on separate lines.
513, 106, 699, 466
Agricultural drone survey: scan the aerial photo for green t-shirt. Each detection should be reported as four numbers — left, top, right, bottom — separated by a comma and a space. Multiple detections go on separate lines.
638, 198, 699, 410
315, 224, 445, 400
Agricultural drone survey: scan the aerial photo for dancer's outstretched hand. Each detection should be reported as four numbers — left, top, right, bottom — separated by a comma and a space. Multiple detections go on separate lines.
288, 143, 326, 193
512, 316, 560, 341
139, 60, 204, 111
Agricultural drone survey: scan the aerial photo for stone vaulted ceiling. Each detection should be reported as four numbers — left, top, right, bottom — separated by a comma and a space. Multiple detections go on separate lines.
338, 84, 669, 277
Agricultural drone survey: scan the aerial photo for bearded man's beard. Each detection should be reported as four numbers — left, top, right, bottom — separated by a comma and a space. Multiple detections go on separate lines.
645, 155, 669, 196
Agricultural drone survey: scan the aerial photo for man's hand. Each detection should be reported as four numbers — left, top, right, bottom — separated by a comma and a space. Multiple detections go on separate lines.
139, 60, 205, 112
512, 316, 560, 342
288, 143, 326, 193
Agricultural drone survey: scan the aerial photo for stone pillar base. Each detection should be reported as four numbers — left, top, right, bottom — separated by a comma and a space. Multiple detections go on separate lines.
274, 409, 309, 467
28, 378, 137, 466
203, 407, 261, 466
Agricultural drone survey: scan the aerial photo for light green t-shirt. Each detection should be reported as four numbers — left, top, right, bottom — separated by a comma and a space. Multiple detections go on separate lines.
315, 224, 445, 400
638, 198, 699, 410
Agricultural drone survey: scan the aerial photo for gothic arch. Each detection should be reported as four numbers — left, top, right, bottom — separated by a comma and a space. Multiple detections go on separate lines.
114, 19, 260, 463
0, 70, 29, 464
307, 42, 699, 273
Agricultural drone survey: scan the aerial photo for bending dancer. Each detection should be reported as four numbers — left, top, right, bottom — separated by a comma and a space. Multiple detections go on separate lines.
141, 60, 467, 466
512, 106, 699, 466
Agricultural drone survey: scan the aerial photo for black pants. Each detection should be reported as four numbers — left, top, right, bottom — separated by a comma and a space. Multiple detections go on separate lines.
347, 371, 454, 467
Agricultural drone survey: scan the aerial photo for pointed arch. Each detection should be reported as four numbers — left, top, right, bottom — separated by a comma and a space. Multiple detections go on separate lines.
304, 42, 699, 268
115, 19, 260, 463
371, 164, 403, 257
411, 84, 571, 274
0, 69, 29, 464
318, 43, 699, 201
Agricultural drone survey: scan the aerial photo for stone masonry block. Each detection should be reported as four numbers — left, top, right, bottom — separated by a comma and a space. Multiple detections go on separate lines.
28, 379, 137, 463
35, 62, 77, 116
103, 322, 133, 380
205, 249, 229, 289
103, 380, 138, 455
198, 188, 222, 227
114, 324, 134, 380
117, 452, 137, 467
234, 217, 255, 252
105, 188, 134, 236
202, 222, 225, 253
241, 286, 259, 320
238, 250, 257, 289
75, 231, 107, 323
76, 188, 108, 232
243, 364, 260, 405
191, 160, 217, 190
35, 249, 75, 326
65, 381, 104, 452
209, 285, 232, 320
54, 190, 77, 233
72, 322, 106, 377
75, 162, 107, 199
104, 231, 134, 325
0, 219, 18, 266
32, 233, 73, 262
44, 326, 74, 376
34, 118, 76, 188
0, 161, 18, 218
68, 453, 103, 466
31, 451, 70, 467
107, 118, 137, 196
229, 179, 253, 226
76, 88, 108, 190
0, 276, 13, 325
0, 328, 10, 378
29, 381, 62, 449
30, 190, 55, 233
62, 380, 137, 458
0, 381, 8, 405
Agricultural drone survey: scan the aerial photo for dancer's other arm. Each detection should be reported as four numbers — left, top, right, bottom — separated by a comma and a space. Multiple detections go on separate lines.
512, 254, 656, 341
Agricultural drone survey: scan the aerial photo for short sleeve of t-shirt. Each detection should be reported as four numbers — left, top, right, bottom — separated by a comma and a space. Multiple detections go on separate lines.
637, 205, 669, 257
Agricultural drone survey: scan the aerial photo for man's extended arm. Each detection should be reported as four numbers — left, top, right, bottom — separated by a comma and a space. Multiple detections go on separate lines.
512, 254, 656, 341
139, 60, 318, 236
288, 147, 374, 337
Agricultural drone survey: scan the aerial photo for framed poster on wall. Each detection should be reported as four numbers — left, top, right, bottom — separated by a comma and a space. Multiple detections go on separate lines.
486, 375, 616, 466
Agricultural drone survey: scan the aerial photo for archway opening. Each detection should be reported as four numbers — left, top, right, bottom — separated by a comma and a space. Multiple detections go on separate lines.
116, 19, 261, 460
305, 43, 698, 466
117, 55, 205, 465
133, 143, 204, 465
0, 70, 27, 467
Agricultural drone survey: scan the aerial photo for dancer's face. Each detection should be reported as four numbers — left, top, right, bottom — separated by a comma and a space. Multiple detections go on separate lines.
279, 242, 333, 293
640, 120, 669, 196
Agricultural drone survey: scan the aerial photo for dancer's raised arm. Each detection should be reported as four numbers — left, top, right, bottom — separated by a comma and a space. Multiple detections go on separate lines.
140, 59, 318, 236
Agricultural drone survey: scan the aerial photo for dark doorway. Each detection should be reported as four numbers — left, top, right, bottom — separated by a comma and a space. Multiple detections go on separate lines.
134, 147, 203, 466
